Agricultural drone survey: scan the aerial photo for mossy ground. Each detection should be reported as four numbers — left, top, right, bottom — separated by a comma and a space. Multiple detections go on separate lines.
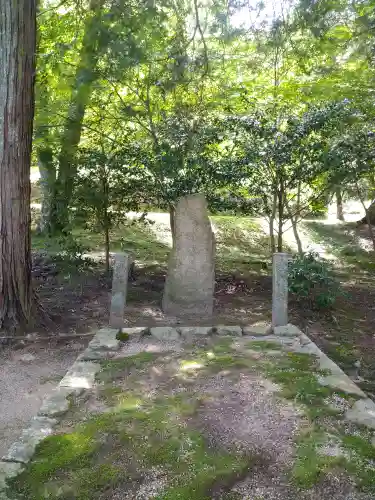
6, 337, 375, 499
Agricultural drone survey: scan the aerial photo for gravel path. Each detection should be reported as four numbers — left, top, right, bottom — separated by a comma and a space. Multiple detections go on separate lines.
0, 340, 87, 458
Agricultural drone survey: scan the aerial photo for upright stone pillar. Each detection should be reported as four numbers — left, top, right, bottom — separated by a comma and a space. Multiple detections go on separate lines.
272, 252, 289, 327
163, 194, 215, 316
109, 252, 129, 328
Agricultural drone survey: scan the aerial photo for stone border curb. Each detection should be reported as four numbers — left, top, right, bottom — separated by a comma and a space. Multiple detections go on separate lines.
2, 323, 375, 496
0, 327, 122, 497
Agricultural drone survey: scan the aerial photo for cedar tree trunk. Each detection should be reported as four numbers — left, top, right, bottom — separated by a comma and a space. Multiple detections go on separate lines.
0, 1, 37, 331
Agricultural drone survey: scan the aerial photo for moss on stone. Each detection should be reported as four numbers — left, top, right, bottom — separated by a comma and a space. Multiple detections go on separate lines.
115, 330, 130, 341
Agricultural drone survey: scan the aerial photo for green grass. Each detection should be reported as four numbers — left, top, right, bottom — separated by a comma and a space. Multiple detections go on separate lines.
213, 216, 272, 274
32, 220, 170, 267
31, 215, 273, 275
303, 221, 375, 275
291, 429, 345, 488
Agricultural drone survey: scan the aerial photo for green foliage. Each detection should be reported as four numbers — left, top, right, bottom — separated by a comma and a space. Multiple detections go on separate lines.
35, 0, 375, 237
55, 235, 89, 262
288, 251, 343, 308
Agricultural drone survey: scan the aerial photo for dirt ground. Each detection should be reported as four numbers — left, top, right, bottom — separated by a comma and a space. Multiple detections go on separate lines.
6, 334, 375, 499
0, 338, 90, 458
2, 211, 375, 463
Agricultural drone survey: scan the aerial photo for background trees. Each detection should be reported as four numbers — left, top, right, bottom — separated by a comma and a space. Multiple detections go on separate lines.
29, 0, 375, 259
1, 0, 374, 334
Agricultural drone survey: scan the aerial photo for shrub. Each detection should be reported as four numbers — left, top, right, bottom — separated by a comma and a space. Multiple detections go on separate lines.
288, 252, 342, 309
50, 235, 94, 272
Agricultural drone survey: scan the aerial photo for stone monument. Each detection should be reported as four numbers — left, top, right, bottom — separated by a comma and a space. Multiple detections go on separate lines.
163, 194, 215, 316
272, 252, 289, 327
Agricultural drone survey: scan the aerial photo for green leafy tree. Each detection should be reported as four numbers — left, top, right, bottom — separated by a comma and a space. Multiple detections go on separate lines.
223, 102, 349, 252
73, 148, 147, 272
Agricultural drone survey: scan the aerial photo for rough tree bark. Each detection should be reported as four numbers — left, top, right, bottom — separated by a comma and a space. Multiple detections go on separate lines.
0, 0, 37, 331
357, 200, 375, 226
49, 0, 105, 233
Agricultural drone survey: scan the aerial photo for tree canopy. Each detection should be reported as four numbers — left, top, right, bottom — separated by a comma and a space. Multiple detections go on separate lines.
32, 0, 375, 250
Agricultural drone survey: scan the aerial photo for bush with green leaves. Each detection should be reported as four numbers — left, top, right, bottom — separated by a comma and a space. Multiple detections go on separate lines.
288, 252, 343, 309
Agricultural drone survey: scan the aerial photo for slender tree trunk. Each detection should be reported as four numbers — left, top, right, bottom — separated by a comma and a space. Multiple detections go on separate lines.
269, 192, 277, 253
169, 205, 176, 246
357, 200, 375, 226
36, 146, 56, 233
277, 181, 284, 252
336, 187, 344, 221
0, 1, 37, 331
49, 0, 105, 233
285, 192, 303, 255
365, 206, 375, 252
288, 208, 303, 255
102, 172, 110, 274
104, 226, 110, 274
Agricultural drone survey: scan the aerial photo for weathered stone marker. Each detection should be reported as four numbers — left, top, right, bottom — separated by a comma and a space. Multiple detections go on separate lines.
272, 252, 289, 327
109, 252, 129, 328
163, 194, 215, 316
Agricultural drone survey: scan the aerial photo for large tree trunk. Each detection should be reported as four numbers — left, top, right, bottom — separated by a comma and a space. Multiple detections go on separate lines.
0, 0, 37, 331
49, 0, 105, 233
357, 200, 375, 226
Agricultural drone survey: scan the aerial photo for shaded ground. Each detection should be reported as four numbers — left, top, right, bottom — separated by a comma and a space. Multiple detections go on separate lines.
3, 212, 375, 467
6, 334, 375, 499
30, 216, 272, 334
0, 216, 271, 459
300, 220, 375, 397
29, 214, 375, 399
0, 338, 89, 458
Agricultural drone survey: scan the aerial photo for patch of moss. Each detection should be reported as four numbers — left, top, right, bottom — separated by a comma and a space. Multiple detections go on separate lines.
211, 337, 236, 354
245, 340, 283, 351
262, 352, 338, 420
221, 493, 243, 500
292, 425, 375, 492
8, 392, 254, 500
291, 429, 345, 488
7, 432, 101, 498
339, 433, 375, 490
264, 352, 375, 492
115, 330, 130, 341
341, 433, 375, 461
96, 351, 161, 382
